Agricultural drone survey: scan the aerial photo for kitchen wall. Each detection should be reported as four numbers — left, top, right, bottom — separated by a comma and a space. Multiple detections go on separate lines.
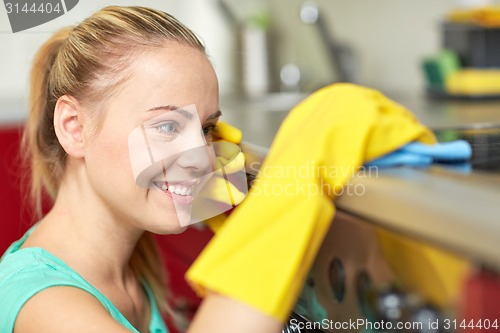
0, 0, 498, 122
0, 0, 232, 122
268, 0, 500, 94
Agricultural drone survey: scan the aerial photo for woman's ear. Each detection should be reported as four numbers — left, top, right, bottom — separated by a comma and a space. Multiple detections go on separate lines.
53, 95, 85, 158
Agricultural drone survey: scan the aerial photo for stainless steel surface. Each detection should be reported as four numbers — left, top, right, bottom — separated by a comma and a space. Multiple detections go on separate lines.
221, 92, 308, 147
337, 166, 500, 270
221, 92, 500, 147
308, 210, 471, 333
309, 211, 395, 331
389, 93, 500, 131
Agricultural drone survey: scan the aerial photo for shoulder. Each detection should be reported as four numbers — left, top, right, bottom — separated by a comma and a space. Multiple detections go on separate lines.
0, 248, 79, 305
0, 249, 130, 333
14, 286, 132, 333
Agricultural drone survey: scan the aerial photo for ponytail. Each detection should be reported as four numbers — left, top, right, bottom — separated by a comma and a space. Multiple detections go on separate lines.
22, 27, 71, 217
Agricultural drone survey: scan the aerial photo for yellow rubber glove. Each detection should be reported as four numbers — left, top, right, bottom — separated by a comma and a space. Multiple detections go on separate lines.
200, 121, 245, 232
187, 83, 436, 322
214, 121, 243, 145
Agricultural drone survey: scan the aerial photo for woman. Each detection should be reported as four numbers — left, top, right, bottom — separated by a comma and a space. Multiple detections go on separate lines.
0, 6, 281, 333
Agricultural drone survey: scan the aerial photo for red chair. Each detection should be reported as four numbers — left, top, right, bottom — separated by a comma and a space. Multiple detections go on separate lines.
0, 126, 30, 252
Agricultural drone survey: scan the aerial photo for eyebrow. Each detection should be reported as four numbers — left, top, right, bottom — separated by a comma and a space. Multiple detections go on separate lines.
146, 105, 193, 120
146, 105, 222, 121
207, 110, 222, 120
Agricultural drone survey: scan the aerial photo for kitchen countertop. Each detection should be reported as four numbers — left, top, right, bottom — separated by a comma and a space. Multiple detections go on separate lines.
390, 92, 500, 130
220, 90, 500, 146
337, 166, 500, 271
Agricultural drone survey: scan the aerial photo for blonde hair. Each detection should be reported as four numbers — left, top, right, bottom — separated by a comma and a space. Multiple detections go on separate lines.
22, 5, 205, 324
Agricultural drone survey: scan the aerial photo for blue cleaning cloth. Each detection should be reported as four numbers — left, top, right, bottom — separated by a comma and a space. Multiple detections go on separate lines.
365, 140, 472, 168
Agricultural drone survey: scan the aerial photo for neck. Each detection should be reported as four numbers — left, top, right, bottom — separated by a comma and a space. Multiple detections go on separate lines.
32, 166, 144, 288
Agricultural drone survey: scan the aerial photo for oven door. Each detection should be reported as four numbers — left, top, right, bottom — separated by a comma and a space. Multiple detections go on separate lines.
241, 142, 500, 333
283, 209, 472, 333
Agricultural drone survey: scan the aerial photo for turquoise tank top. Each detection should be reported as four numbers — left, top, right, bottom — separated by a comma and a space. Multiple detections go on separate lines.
0, 226, 169, 333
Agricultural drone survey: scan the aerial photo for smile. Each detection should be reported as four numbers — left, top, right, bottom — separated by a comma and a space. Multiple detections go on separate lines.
152, 179, 201, 202
155, 182, 193, 196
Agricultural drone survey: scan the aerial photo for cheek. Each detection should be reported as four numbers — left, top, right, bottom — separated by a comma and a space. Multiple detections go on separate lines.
101, 131, 128, 165
86, 128, 136, 187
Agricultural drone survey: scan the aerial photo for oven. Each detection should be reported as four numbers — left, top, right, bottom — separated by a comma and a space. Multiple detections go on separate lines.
241, 125, 500, 333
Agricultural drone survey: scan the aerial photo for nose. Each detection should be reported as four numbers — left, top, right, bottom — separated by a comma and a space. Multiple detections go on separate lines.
176, 131, 214, 174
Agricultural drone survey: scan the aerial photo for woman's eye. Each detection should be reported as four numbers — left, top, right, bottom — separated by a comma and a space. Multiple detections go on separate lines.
156, 121, 179, 135
202, 124, 217, 138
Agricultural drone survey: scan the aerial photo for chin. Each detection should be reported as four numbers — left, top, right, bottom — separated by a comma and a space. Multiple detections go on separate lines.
146, 219, 189, 235
169, 225, 188, 235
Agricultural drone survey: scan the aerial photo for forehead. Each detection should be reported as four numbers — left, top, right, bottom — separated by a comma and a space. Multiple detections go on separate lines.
111, 43, 219, 121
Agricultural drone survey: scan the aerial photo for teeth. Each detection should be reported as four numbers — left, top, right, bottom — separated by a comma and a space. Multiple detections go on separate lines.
157, 182, 194, 196
175, 186, 191, 196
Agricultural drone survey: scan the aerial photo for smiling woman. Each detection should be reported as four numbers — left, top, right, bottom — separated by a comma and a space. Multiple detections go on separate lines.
0, 6, 280, 333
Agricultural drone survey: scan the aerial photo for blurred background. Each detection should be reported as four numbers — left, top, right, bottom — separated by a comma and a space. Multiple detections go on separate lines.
2, 3, 500, 332
1, 0, 500, 125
